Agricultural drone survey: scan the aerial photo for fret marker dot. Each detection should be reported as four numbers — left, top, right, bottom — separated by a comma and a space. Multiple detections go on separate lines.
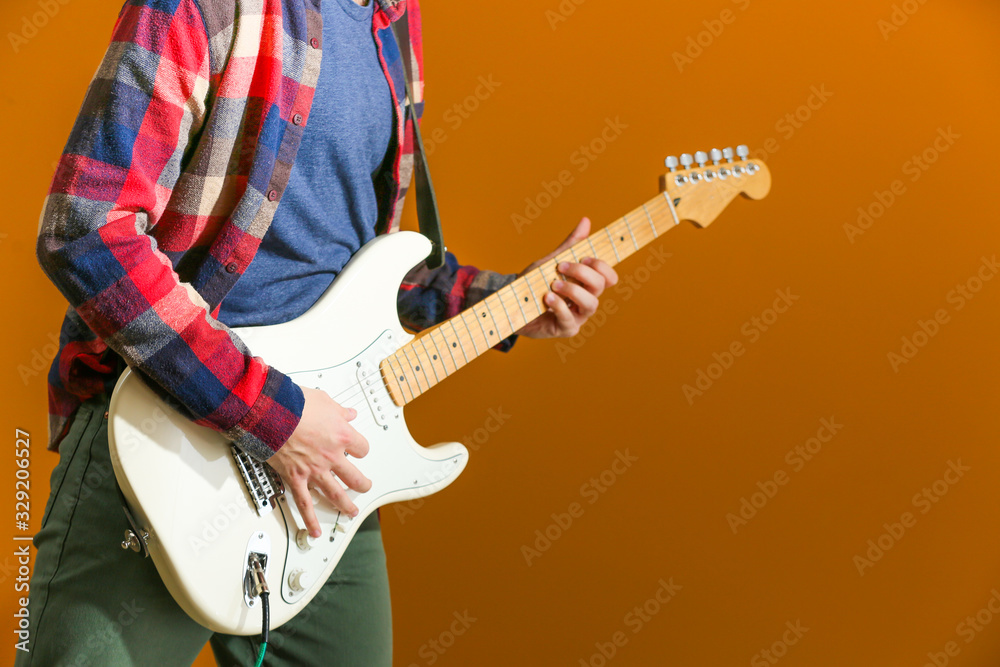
489, 330, 494, 336
452, 342, 457, 347
415, 366, 420, 372
432, 355, 437, 360
399, 375, 404, 381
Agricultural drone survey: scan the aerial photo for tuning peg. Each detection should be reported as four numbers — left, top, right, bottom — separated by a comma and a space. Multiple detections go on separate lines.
695, 151, 708, 167
736, 145, 749, 161
710, 148, 722, 164
665, 156, 679, 172
723, 147, 734, 163
680, 153, 693, 169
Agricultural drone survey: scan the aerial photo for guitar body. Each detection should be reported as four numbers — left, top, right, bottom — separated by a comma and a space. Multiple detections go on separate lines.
108, 230, 468, 635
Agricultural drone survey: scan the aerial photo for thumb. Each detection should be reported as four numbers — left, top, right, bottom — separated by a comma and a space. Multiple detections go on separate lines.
552, 217, 590, 256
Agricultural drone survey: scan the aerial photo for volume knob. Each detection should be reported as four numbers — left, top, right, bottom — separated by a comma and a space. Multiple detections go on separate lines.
288, 569, 314, 593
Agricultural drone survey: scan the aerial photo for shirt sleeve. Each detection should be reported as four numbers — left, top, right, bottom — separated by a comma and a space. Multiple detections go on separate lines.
397, 252, 520, 352
35, 0, 303, 462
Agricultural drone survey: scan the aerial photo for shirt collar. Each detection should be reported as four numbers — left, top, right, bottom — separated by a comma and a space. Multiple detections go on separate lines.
376, 0, 407, 22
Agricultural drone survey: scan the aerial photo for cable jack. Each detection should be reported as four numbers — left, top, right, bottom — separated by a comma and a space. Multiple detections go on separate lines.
247, 553, 270, 667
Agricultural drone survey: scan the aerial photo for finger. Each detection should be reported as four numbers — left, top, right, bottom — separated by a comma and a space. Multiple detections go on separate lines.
553, 279, 598, 318
558, 261, 606, 296
584, 257, 619, 287
342, 426, 370, 458
289, 480, 322, 538
545, 291, 579, 335
315, 472, 360, 518
329, 456, 373, 494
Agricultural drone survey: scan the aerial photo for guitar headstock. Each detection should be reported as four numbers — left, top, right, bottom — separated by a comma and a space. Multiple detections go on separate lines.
659, 146, 771, 228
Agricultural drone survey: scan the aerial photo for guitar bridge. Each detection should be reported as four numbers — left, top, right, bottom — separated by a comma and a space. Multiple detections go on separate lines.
231, 445, 284, 516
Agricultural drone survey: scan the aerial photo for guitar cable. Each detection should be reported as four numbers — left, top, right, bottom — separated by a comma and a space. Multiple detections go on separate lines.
248, 554, 270, 666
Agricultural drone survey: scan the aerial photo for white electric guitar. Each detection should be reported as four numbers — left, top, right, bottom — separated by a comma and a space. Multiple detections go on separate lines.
108, 147, 771, 634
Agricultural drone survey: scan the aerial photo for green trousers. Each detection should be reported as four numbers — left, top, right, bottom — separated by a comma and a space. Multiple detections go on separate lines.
14, 394, 392, 667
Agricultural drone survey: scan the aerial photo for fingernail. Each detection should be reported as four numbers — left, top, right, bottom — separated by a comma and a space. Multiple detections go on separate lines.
351, 508, 359, 518
553, 280, 564, 289
557, 262, 568, 272
545, 293, 556, 305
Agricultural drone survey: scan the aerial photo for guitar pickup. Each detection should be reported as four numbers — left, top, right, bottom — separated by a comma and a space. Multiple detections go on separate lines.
356, 363, 396, 430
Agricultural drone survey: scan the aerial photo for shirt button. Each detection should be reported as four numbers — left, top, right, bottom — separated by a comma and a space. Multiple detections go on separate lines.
267, 189, 278, 201
310, 37, 320, 48
292, 113, 303, 125
225, 262, 239, 273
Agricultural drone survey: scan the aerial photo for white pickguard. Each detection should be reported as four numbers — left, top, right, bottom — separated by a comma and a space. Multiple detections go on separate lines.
108, 231, 468, 635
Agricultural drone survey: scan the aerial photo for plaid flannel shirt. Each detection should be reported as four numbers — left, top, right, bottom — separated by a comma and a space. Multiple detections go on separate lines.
37, 0, 517, 461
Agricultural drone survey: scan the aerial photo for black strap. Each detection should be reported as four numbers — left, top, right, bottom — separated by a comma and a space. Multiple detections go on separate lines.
391, 8, 446, 269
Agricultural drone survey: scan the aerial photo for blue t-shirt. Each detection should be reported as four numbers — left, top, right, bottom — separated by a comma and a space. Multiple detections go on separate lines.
218, 0, 395, 327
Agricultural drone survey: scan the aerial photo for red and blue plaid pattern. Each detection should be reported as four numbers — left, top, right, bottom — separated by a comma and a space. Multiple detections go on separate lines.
37, 0, 516, 460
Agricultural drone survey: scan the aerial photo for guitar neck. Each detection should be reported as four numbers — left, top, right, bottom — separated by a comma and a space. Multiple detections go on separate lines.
380, 191, 681, 406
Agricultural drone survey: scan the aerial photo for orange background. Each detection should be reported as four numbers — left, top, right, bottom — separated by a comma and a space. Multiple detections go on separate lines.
2, 0, 1000, 665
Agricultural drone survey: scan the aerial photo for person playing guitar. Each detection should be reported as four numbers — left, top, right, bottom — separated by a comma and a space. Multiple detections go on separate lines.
20, 0, 616, 664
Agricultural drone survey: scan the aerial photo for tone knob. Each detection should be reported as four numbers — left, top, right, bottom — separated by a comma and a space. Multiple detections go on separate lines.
288, 569, 314, 592
296, 528, 318, 551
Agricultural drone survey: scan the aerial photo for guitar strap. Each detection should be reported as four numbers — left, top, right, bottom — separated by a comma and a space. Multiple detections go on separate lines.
390, 6, 447, 269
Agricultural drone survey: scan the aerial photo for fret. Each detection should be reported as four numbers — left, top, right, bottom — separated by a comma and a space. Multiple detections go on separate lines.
507, 281, 529, 326
417, 335, 443, 383
384, 355, 412, 404
461, 308, 489, 354
399, 345, 427, 394
475, 304, 501, 347
430, 328, 458, 375
605, 227, 621, 263
642, 203, 658, 238
662, 191, 680, 225
448, 319, 470, 364
522, 277, 542, 314
494, 290, 519, 334
586, 237, 599, 261
407, 342, 433, 391
623, 215, 639, 250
